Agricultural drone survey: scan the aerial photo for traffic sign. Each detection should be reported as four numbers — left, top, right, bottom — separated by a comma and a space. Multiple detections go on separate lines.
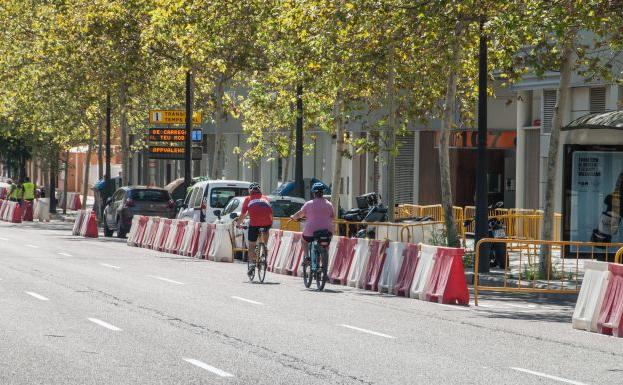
149, 110, 202, 125
149, 128, 187, 142
148, 145, 202, 160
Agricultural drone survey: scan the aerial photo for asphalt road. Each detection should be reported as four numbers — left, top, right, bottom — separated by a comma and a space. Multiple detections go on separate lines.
1, 221, 622, 385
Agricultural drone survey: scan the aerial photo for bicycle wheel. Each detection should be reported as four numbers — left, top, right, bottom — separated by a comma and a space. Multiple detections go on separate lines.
302, 246, 313, 288
257, 243, 267, 283
315, 247, 329, 291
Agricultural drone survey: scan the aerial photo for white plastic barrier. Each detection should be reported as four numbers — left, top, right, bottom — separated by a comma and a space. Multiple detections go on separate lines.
72, 210, 86, 235
378, 242, 407, 294
410, 243, 438, 299
208, 223, 233, 262
347, 238, 371, 288
273, 231, 294, 274
572, 260, 612, 332
33, 198, 50, 222
376, 225, 401, 242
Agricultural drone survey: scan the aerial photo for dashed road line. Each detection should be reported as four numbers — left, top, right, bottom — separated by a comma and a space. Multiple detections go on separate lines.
100, 263, 121, 269
58, 252, 72, 257
510, 367, 589, 385
0, 237, 8, 241
25, 291, 49, 301
87, 318, 122, 331
26, 244, 39, 249
231, 296, 263, 305
183, 358, 234, 378
147, 275, 184, 285
340, 324, 396, 339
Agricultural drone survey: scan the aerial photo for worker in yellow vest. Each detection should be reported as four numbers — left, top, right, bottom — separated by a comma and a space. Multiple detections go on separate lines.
8, 181, 23, 202
22, 176, 36, 203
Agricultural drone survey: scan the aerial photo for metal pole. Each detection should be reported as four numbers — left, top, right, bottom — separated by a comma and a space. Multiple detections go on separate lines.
105, 92, 111, 181
476, 19, 490, 273
184, 71, 193, 186
294, 85, 304, 198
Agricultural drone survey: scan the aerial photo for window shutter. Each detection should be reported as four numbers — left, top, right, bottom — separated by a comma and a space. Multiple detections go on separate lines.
393, 133, 415, 204
542, 90, 557, 133
590, 87, 606, 114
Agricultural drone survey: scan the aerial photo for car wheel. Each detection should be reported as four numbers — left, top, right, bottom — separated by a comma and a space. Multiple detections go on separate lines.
103, 217, 113, 237
116, 217, 127, 238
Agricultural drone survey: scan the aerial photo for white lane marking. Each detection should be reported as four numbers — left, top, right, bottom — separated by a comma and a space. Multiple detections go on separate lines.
87, 318, 122, 331
100, 263, 121, 270
183, 358, 234, 378
0, 237, 8, 241
340, 324, 396, 339
25, 291, 49, 301
26, 244, 39, 248
510, 367, 589, 385
147, 275, 184, 285
58, 252, 72, 257
231, 296, 263, 305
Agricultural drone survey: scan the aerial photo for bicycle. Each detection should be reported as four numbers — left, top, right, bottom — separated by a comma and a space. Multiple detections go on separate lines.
237, 225, 268, 283
302, 229, 332, 291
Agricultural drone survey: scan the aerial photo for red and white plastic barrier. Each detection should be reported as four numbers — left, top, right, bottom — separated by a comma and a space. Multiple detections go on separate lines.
329, 237, 357, 285
363, 240, 389, 291
393, 243, 420, 297
0, 199, 22, 223
423, 246, 469, 305
71, 210, 98, 238
195, 222, 216, 259
410, 244, 438, 299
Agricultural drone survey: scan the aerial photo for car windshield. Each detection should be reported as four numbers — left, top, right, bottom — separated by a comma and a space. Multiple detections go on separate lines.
130, 189, 170, 202
210, 188, 248, 208
271, 200, 303, 217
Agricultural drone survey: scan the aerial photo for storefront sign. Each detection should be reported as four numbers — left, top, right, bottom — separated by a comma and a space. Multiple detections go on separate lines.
435, 131, 516, 149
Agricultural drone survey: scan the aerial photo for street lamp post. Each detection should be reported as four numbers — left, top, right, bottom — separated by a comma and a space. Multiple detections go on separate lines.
476, 19, 490, 273
184, 71, 193, 187
294, 85, 304, 198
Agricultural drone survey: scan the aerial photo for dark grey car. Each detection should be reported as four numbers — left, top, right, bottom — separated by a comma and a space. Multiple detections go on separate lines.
103, 186, 176, 238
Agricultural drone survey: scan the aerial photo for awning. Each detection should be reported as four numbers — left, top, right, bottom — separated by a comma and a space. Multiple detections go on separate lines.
563, 110, 623, 131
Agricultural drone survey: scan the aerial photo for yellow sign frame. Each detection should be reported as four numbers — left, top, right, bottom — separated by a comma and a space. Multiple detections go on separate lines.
149, 110, 202, 125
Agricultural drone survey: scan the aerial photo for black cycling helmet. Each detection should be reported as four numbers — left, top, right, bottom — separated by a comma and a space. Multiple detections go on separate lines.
249, 182, 261, 193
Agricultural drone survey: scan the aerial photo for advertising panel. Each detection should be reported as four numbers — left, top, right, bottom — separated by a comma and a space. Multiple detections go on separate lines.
564, 145, 623, 253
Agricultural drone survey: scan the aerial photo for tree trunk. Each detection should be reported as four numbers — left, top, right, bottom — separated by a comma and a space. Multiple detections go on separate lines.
49, 153, 58, 213
385, 41, 397, 222
118, 83, 129, 184
98, 118, 103, 180
539, 29, 577, 274
211, 77, 226, 179
281, 128, 294, 183
330, 90, 344, 215
438, 24, 463, 248
62, 150, 70, 215
82, 131, 94, 209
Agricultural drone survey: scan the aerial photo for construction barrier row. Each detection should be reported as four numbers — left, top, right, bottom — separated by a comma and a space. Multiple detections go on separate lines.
126, 215, 234, 262
0, 199, 23, 223
572, 260, 623, 337
265, 229, 470, 306
56, 191, 82, 210
71, 210, 99, 238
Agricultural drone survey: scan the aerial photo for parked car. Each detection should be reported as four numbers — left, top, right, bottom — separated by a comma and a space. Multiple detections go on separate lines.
103, 186, 176, 238
176, 180, 250, 223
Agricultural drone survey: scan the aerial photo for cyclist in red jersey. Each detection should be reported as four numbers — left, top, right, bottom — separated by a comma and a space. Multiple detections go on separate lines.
234, 183, 273, 276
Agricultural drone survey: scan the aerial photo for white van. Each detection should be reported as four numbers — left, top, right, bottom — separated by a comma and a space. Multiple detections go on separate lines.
176, 180, 250, 223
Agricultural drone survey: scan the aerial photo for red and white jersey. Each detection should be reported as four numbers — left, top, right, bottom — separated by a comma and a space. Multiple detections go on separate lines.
241, 193, 273, 227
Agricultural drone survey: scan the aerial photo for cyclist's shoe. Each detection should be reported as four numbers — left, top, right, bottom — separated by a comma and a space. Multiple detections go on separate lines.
247, 263, 256, 277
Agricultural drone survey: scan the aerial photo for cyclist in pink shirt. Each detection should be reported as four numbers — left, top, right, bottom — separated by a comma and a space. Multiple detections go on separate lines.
291, 183, 334, 243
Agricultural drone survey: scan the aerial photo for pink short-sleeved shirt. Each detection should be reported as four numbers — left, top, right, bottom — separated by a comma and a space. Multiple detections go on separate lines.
298, 198, 334, 237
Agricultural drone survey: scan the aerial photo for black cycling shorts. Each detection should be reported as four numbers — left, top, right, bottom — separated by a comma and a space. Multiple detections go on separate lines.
303, 232, 333, 243
248, 225, 271, 242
